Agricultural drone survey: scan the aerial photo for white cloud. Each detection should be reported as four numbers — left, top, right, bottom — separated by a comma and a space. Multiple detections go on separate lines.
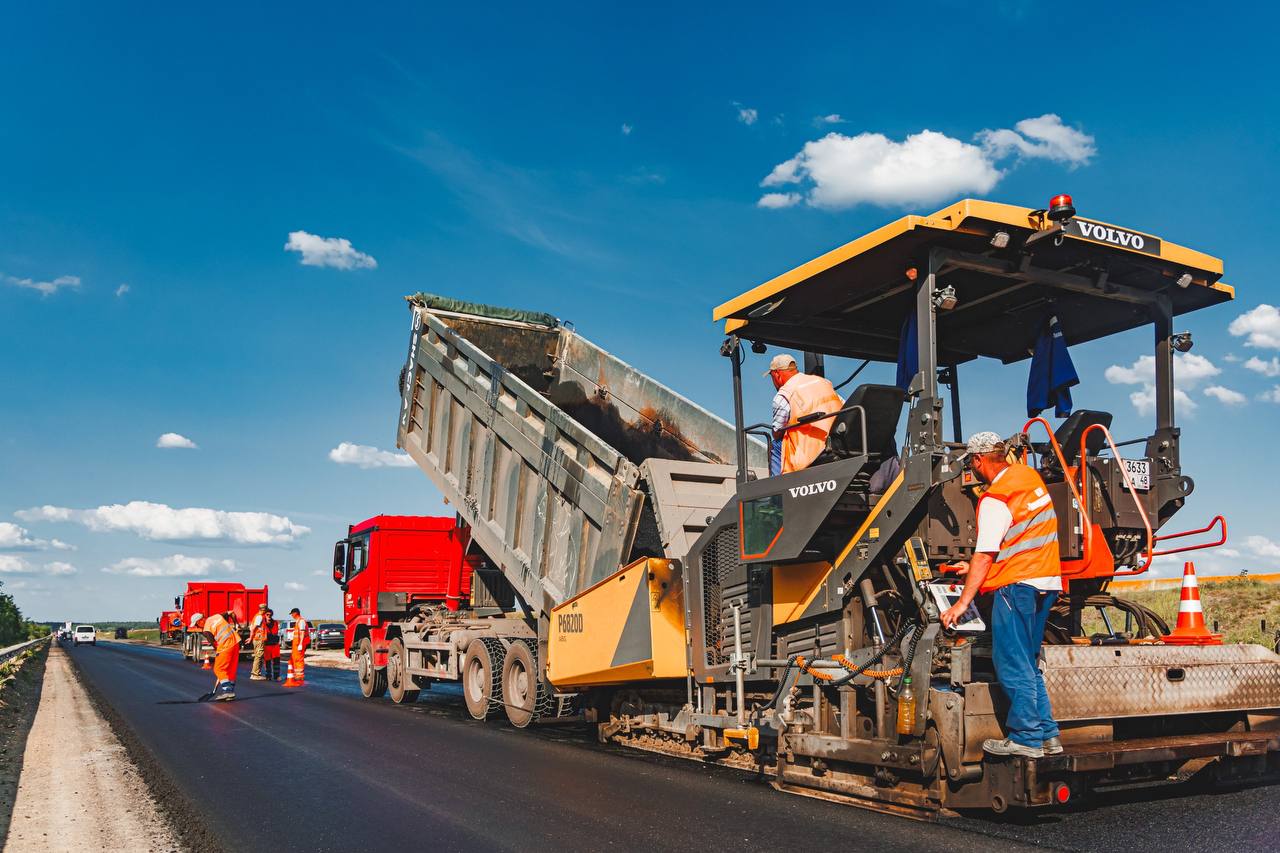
0, 522, 73, 551
1258, 386, 1280, 404
0, 556, 31, 573
1103, 353, 1219, 387
16, 501, 310, 545
328, 442, 414, 469
759, 114, 1094, 210
103, 554, 237, 578
44, 561, 77, 576
156, 432, 198, 449
115, 283, 131, 297
1106, 353, 1220, 415
3, 273, 81, 296
620, 123, 633, 136
761, 129, 1002, 209
816, 114, 845, 125
1243, 356, 1280, 377
284, 231, 377, 270
1223, 353, 1241, 363
757, 192, 802, 209
1244, 535, 1280, 560
1229, 304, 1280, 349
1203, 385, 1247, 406
976, 114, 1096, 166
735, 104, 758, 126
1127, 386, 1196, 417
283, 581, 306, 591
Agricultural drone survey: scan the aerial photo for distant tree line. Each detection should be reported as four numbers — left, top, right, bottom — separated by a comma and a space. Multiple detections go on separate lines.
0, 580, 47, 645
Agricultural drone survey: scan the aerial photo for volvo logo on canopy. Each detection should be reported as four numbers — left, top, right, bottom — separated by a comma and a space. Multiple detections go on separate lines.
1064, 218, 1162, 256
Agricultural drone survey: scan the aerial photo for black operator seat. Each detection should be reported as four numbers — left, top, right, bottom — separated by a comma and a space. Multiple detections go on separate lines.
824, 384, 908, 462
1052, 409, 1113, 466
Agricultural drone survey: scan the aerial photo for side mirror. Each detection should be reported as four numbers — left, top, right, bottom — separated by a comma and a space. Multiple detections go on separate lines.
332, 540, 348, 585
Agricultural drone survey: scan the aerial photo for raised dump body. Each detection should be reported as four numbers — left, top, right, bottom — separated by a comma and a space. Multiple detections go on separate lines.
396, 293, 764, 616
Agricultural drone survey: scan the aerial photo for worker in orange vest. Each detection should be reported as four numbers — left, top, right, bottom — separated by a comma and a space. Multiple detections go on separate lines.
767, 354, 843, 474
283, 607, 309, 687
262, 608, 282, 681
248, 603, 269, 680
940, 432, 1063, 758
200, 611, 242, 701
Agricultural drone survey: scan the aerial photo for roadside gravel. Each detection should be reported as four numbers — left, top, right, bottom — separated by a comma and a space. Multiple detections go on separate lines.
3, 646, 181, 853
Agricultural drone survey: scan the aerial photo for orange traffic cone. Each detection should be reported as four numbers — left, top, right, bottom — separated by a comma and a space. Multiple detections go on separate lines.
1161, 562, 1223, 645
283, 659, 299, 687
201, 654, 212, 670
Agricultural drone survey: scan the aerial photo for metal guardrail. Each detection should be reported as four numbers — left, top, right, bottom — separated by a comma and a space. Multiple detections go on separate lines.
0, 635, 51, 667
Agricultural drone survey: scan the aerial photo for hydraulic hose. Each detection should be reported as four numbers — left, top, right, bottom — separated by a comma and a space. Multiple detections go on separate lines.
828, 619, 914, 689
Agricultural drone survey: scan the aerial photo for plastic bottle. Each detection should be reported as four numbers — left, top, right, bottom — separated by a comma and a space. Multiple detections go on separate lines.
895, 676, 916, 735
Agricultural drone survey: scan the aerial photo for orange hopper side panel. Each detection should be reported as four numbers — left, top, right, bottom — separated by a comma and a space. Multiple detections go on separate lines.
1061, 523, 1116, 590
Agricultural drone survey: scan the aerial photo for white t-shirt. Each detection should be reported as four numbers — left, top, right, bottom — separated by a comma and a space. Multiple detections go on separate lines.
975, 468, 1062, 592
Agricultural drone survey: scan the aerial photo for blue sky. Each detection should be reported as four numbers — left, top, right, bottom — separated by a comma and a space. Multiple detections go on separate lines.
3, 3, 1279, 621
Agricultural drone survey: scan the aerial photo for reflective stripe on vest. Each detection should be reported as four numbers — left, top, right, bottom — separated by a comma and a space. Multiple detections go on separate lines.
979, 464, 1062, 593
206, 615, 236, 647
778, 373, 843, 474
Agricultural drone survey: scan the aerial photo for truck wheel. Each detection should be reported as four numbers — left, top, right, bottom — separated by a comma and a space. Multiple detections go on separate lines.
462, 638, 505, 721
387, 638, 420, 704
356, 638, 387, 699
501, 640, 546, 729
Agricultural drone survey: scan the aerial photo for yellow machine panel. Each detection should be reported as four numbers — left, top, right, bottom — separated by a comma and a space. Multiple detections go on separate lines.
772, 562, 832, 626
548, 558, 687, 689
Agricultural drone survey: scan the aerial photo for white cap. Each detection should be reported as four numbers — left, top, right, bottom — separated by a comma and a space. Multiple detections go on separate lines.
189, 613, 204, 628
764, 353, 798, 376
965, 431, 1005, 455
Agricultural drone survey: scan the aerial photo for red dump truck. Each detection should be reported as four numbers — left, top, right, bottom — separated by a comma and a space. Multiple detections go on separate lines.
334, 515, 515, 702
176, 581, 269, 662
157, 609, 183, 645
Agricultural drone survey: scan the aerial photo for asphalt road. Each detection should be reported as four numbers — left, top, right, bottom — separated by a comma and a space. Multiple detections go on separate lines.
66, 641, 1278, 853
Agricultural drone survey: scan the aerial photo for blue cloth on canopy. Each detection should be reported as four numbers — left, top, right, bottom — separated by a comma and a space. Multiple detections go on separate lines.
1027, 315, 1079, 418
895, 310, 918, 391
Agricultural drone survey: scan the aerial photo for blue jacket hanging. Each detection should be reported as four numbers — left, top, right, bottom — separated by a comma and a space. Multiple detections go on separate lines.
895, 310, 918, 391
1027, 314, 1079, 418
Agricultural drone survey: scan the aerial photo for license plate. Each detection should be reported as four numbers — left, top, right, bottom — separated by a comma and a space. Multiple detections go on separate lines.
1121, 458, 1151, 491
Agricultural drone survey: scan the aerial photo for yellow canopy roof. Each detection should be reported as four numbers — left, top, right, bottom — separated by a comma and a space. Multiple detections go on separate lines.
714, 199, 1232, 364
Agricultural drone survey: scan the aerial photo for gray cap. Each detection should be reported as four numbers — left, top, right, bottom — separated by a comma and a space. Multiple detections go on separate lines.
965, 431, 1004, 455
764, 353, 797, 376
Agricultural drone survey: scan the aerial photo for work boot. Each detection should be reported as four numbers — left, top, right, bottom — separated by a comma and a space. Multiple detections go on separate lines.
1043, 736, 1064, 755
250, 675, 266, 681
983, 738, 1044, 759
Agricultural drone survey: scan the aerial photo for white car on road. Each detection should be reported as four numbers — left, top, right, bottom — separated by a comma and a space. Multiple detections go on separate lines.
73, 625, 97, 646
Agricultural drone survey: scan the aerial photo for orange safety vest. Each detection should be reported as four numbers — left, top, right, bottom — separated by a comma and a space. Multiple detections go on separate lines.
777, 373, 843, 474
205, 614, 239, 651
977, 463, 1062, 593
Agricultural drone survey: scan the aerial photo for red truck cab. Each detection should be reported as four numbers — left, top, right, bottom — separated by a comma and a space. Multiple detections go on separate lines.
332, 516, 483, 663
158, 609, 183, 645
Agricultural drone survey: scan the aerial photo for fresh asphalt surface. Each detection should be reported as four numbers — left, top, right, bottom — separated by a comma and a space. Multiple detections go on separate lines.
67, 641, 1277, 853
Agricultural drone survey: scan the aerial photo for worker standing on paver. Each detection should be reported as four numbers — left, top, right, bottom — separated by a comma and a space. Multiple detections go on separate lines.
248, 602, 268, 680
766, 354, 843, 475
200, 611, 242, 701
283, 607, 309, 687
262, 608, 282, 681
940, 432, 1063, 758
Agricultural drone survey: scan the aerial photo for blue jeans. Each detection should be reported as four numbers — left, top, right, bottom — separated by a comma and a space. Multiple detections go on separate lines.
991, 583, 1060, 747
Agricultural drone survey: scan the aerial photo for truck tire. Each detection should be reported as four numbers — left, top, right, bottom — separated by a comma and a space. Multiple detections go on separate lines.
356, 638, 387, 699
462, 638, 505, 721
501, 640, 548, 729
387, 637, 420, 705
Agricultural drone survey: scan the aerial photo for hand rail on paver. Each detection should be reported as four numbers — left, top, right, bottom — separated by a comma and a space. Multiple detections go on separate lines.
0, 636, 51, 666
